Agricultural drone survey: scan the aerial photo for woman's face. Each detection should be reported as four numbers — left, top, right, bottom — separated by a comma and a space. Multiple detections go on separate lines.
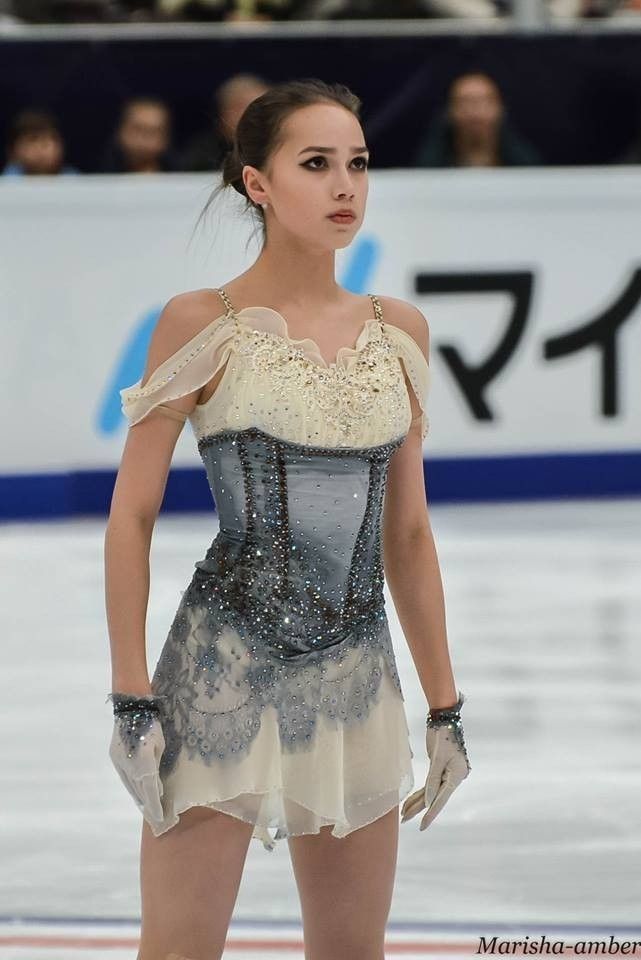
13, 130, 63, 174
243, 102, 369, 250
448, 75, 503, 138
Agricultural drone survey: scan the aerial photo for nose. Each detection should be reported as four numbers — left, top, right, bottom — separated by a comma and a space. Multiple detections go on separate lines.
334, 169, 356, 199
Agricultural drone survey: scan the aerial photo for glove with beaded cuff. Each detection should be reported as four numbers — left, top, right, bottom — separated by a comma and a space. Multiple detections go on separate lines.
401, 690, 471, 832
106, 692, 168, 831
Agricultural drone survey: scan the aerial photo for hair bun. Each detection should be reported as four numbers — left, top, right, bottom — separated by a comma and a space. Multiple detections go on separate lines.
222, 144, 247, 198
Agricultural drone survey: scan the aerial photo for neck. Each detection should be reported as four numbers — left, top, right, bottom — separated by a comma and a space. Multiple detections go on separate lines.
239, 231, 344, 307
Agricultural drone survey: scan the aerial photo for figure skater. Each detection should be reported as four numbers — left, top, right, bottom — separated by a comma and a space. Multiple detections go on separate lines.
104, 77, 471, 960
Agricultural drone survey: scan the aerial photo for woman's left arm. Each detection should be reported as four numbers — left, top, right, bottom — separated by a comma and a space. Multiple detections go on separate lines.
381, 300, 458, 712
382, 300, 471, 831
383, 428, 458, 708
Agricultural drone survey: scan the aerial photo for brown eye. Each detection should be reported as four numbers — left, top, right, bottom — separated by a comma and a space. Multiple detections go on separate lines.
302, 156, 369, 170
302, 156, 327, 169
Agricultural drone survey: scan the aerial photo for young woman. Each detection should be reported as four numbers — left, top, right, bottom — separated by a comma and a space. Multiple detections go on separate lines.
105, 77, 471, 960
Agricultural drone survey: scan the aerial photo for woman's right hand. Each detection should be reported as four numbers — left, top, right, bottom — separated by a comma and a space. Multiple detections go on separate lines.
107, 692, 167, 831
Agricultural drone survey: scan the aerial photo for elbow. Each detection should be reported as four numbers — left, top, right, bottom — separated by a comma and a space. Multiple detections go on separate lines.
383, 519, 432, 558
392, 503, 432, 544
106, 503, 157, 539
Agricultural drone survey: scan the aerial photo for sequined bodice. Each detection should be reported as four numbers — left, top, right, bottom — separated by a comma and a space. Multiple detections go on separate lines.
194, 426, 402, 662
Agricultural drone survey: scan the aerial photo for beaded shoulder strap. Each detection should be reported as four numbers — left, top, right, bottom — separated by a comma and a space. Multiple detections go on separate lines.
216, 286, 238, 324
367, 293, 384, 330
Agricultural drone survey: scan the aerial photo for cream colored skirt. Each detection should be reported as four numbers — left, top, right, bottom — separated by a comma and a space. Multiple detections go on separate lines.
149, 658, 415, 852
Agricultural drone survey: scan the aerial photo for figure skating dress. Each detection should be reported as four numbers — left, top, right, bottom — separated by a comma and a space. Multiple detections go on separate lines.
120, 287, 431, 851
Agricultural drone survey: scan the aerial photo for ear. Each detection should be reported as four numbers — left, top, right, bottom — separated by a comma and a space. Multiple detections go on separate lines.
242, 165, 268, 207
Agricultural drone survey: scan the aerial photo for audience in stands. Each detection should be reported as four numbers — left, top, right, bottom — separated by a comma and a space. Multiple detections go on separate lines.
293, 0, 499, 16
97, 98, 181, 173
5, 69, 641, 174
413, 72, 543, 167
1, 0, 639, 21
2, 109, 79, 175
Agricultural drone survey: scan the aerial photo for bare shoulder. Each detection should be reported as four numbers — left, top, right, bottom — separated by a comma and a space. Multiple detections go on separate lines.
139, 288, 226, 387
149, 289, 225, 353
376, 295, 430, 362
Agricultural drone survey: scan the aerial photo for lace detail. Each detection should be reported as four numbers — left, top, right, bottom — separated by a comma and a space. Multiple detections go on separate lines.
216, 286, 385, 370
230, 323, 407, 439
212, 286, 429, 442
153, 607, 399, 777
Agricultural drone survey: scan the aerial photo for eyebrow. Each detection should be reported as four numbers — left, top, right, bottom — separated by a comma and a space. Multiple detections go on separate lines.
297, 146, 369, 156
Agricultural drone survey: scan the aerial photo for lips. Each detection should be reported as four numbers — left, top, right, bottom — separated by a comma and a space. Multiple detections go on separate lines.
328, 212, 355, 222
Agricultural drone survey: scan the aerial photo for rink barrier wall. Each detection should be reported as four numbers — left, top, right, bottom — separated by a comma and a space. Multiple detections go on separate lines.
1, 451, 640, 521
1, 169, 640, 520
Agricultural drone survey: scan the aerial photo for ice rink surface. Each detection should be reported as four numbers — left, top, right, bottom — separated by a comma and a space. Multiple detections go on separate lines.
2, 496, 640, 958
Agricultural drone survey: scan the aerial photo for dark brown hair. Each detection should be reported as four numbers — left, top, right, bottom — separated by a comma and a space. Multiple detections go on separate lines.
190, 77, 362, 253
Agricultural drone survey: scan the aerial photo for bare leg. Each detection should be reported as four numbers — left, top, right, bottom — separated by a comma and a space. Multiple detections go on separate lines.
136, 805, 254, 960
287, 805, 400, 960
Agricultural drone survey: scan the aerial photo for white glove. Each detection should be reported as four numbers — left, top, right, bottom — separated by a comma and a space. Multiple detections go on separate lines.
107, 692, 167, 831
401, 691, 471, 832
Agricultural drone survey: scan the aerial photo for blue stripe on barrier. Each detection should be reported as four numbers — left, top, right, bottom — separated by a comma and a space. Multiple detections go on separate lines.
1, 450, 639, 521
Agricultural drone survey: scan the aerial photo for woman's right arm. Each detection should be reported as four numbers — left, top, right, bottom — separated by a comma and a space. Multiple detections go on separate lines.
104, 291, 221, 697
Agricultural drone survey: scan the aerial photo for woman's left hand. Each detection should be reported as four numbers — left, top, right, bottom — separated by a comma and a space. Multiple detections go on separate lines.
401, 693, 471, 831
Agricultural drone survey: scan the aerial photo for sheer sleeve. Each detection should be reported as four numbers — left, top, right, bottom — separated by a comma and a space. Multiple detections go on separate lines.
384, 322, 431, 440
120, 313, 236, 426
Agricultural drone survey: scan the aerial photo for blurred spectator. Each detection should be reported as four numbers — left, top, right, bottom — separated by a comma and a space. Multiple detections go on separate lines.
98, 98, 181, 173
414, 72, 542, 167
155, 0, 501, 20
423, 0, 500, 12
155, 0, 288, 21
2, 109, 79, 176
178, 74, 269, 172
544, 0, 639, 14
224, 0, 297, 19
291, 0, 500, 14
154, 0, 223, 19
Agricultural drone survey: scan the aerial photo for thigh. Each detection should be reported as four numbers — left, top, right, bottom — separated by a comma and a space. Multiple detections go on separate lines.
286, 805, 400, 960
137, 806, 254, 960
